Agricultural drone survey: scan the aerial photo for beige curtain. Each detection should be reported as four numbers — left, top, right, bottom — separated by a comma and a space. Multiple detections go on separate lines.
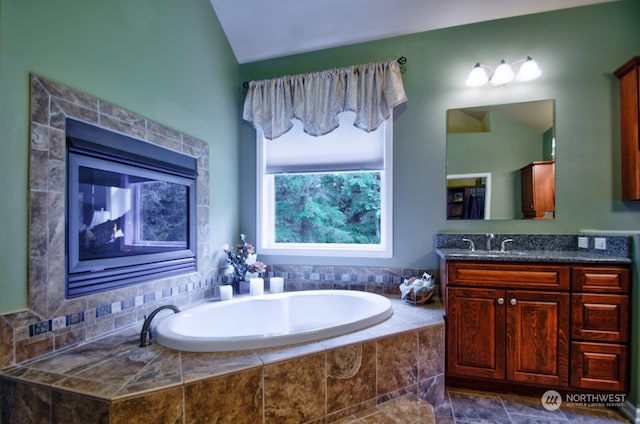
242, 59, 407, 140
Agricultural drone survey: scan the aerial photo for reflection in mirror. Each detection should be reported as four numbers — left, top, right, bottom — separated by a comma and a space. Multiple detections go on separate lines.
446, 100, 555, 220
447, 173, 491, 219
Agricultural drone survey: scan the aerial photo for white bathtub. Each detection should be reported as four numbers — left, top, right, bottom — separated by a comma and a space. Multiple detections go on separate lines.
154, 290, 393, 352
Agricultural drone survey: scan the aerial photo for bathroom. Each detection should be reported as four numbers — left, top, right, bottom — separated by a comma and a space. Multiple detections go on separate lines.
1, 0, 640, 422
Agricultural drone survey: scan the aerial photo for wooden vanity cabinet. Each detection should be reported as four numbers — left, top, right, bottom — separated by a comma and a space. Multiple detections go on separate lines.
570, 266, 630, 392
446, 262, 570, 388
444, 261, 631, 394
520, 161, 555, 219
614, 57, 640, 201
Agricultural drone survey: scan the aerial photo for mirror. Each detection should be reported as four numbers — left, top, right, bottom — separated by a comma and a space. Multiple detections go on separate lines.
446, 100, 555, 220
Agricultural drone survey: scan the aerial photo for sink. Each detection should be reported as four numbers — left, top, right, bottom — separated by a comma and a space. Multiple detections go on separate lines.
440, 248, 532, 259
463, 250, 528, 257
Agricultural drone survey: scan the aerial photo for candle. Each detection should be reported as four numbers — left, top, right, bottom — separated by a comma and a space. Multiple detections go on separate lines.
220, 285, 233, 301
250, 277, 264, 296
270, 277, 284, 293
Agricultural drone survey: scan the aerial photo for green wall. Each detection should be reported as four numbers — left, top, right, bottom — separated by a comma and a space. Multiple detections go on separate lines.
0, 0, 240, 313
239, 0, 640, 269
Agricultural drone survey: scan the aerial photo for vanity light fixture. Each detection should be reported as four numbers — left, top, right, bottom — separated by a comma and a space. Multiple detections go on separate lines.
466, 56, 541, 87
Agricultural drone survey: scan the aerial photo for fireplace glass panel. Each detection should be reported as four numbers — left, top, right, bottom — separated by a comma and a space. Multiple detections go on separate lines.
77, 163, 188, 261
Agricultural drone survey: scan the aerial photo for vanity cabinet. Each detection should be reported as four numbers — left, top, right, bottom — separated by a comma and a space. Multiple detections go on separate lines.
446, 262, 570, 387
520, 161, 554, 219
614, 57, 640, 201
444, 260, 630, 394
570, 266, 630, 392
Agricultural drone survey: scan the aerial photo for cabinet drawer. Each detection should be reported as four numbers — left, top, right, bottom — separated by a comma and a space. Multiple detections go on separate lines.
571, 342, 628, 392
447, 262, 569, 290
571, 294, 629, 342
572, 266, 630, 293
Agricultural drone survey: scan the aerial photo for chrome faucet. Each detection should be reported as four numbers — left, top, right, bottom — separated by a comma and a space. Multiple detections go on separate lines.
462, 238, 475, 252
486, 233, 495, 251
140, 304, 180, 347
500, 239, 514, 252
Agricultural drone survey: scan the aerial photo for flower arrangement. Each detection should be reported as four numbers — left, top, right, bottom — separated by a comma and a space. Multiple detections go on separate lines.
223, 234, 267, 285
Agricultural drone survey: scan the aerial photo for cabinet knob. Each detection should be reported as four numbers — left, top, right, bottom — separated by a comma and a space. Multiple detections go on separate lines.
510, 298, 517, 305
497, 297, 504, 305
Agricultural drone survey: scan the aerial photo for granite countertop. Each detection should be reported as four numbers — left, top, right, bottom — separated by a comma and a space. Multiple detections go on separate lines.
435, 248, 632, 265
435, 233, 633, 265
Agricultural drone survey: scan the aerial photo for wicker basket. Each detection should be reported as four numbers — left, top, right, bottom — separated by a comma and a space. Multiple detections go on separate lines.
402, 276, 435, 305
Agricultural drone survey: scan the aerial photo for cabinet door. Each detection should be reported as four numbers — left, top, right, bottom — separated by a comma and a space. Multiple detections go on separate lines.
447, 287, 505, 380
505, 290, 569, 387
520, 165, 535, 217
520, 162, 555, 219
571, 341, 629, 392
572, 293, 629, 342
614, 57, 640, 200
572, 266, 630, 293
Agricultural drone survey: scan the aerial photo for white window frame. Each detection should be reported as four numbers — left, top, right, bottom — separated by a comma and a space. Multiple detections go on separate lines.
256, 115, 393, 258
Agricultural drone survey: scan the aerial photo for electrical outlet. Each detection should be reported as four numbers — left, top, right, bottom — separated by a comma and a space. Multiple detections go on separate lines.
578, 236, 589, 248
595, 237, 607, 250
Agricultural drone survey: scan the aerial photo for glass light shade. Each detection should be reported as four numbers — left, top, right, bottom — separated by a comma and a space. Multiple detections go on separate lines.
516, 57, 542, 81
465, 63, 489, 87
489, 60, 515, 86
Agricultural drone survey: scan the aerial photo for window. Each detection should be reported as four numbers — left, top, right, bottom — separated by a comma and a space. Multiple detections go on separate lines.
257, 112, 393, 257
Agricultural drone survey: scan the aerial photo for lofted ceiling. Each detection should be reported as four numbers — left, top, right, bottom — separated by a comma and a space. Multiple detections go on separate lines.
210, 0, 618, 64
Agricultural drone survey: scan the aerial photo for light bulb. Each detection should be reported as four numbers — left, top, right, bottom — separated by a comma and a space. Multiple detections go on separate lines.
516, 56, 542, 82
466, 63, 489, 87
489, 60, 515, 86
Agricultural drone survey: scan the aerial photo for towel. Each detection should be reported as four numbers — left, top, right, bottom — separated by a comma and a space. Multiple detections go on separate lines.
400, 273, 435, 300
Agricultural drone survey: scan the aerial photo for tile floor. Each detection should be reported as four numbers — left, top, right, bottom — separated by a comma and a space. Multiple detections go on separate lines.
336, 389, 632, 423
437, 388, 631, 424
333, 394, 435, 423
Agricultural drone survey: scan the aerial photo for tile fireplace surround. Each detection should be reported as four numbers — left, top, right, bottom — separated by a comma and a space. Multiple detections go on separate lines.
0, 74, 215, 370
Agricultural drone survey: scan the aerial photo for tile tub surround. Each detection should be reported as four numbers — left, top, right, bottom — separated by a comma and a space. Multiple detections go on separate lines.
0, 263, 435, 372
0, 299, 445, 424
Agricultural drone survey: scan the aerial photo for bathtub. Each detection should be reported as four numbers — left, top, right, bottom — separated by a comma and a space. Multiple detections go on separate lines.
153, 290, 393, 352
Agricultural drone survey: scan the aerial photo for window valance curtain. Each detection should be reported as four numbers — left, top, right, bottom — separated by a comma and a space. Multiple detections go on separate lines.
242, 59, 408, 140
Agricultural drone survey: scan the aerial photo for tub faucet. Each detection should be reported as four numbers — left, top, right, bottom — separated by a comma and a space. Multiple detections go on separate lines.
486, 233, 495, 251
140, 304, 180, 347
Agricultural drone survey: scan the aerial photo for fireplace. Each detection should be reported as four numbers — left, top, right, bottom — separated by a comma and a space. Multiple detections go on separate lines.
66, 118, 197, 298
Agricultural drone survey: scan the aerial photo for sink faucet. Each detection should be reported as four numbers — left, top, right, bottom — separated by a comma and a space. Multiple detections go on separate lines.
462, 238, 475, 252
140, 304, 180, 347
486, 233, 495, 251
500, 239, 514, 252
